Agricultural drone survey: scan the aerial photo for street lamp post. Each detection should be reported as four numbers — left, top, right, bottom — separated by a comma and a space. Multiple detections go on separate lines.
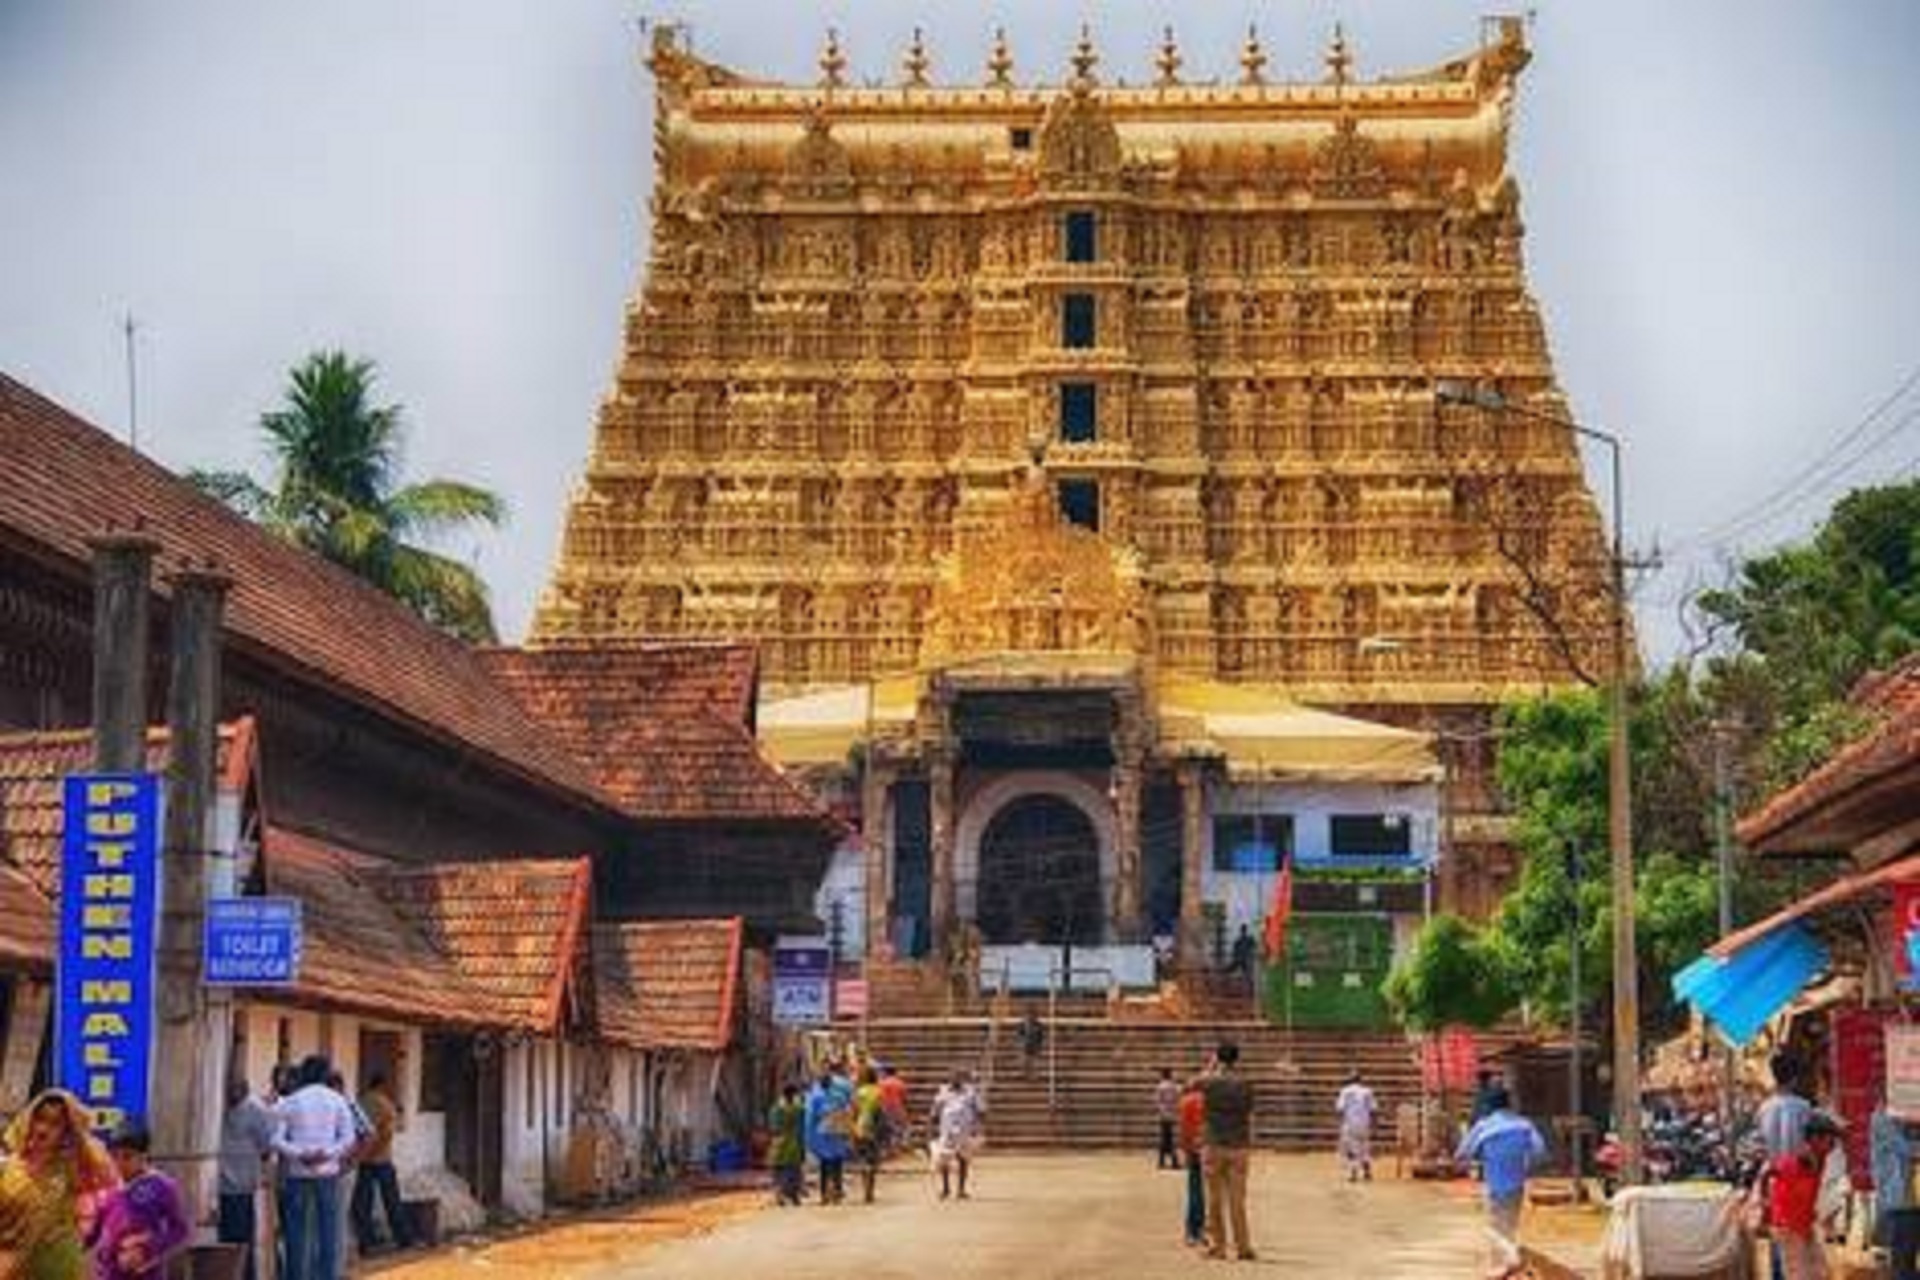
1435, 380, 1642, 1185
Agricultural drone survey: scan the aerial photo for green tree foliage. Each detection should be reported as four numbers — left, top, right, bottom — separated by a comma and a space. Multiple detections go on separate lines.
1383, 913, 1514, 1032
191, 352, 506, 643
1696, 480, 1920, 788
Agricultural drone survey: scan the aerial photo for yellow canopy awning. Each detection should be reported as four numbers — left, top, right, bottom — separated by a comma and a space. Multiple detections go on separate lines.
1156, 675, 1441, 783
759, 667, 1440, 783
757, 677, 919, 766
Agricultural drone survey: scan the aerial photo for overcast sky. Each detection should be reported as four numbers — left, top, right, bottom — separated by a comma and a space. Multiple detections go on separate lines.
3, 1, 1917, 662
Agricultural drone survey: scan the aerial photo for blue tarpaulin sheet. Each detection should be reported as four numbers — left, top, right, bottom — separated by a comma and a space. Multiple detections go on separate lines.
1672, 923, 1829, 1047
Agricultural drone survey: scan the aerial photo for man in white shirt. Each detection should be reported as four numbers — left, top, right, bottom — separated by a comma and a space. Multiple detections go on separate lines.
1335, 1069, 1378, 1183
273, 1055, 358, 1280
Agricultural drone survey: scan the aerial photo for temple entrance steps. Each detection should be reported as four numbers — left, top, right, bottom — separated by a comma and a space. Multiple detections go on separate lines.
857, 1019, 1424, 1154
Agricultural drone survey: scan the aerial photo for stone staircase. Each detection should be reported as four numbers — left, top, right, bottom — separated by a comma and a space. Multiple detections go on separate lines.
859, 1018, 1424, 1153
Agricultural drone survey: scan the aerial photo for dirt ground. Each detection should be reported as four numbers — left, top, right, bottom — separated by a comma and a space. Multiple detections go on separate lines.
370, 1153, 1498, 1279
368, 1188, 768, 1280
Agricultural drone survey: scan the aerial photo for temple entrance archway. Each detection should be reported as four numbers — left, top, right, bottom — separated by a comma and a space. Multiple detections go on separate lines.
973, 794, 1105, 945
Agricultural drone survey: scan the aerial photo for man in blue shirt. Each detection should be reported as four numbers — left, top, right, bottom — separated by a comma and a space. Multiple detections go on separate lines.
1456, 1086, 1546, 1279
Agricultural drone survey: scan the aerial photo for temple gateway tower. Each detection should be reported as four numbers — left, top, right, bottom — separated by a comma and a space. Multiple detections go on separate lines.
536, 20, 1616, 1012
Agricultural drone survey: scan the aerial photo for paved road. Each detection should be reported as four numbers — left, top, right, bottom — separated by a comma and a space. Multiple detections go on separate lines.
598, 1153, 1489, 1279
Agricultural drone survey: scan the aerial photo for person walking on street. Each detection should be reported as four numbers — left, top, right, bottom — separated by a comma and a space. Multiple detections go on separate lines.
0, 1090, 118, 1280
1455, 1086, 1546, 1280
768, 1083, 807, 1207
351, 1072, 413, 1255
852, 1065, 890, 1205
273, 1054, 358, 1280
1336, 1070, 1377, 1183
217, 1077, 277, 1280
90, 1122, 191, 1280
1154, 1069, 1182, 1170
930, 1071, 984, 1202
1192, 1041, 1256, 1261
1019, 1013, 1046, 1082
1761, 1111, 1843, 1280
1178, 1076, 1208, 1250
877, 1065, 910, 1153
805, 1065, 853, 1206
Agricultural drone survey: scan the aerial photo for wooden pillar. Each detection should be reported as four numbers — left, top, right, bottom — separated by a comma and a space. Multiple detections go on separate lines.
862, 758, 895, 959
0, 979, 53, 1115
1110, 689, 1146, 943
154, 567, 231, 1222
928, 750, 956, 953
88, 533, 159, 771
1178, 762, 1208, 967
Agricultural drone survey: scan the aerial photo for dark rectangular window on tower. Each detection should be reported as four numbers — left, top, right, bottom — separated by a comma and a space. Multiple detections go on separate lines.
1059, 383, 1097, 443
1064, 210, 1097, 263
1061, 294, 1096, 349
1057, 479, 1100, 531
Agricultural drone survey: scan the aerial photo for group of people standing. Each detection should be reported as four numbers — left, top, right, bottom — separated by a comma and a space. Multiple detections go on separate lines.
1150, 1042, 1260, 1261
221, 1054, 416, 1280
767, 1060, 986, 1208
0, 1091, 189, 1280
0, 1053, 417, 1280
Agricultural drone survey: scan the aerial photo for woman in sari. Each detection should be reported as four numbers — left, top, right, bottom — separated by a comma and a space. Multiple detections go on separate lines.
0, 1091, 119, 1280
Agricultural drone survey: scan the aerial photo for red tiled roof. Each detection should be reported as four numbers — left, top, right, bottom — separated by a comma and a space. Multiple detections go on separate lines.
0, 863, 53, 970
261, 828, 491, 1027
479, 644, 831, 825
0, 374, 613, 815
371, 857, 593, 1035
1709, 850, 1920, 959
592, 918, 743, 1051
1738, 656, 1920, 853
0, 720, 258, 895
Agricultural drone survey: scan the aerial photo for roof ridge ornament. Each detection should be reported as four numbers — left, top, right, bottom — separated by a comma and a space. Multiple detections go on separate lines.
1325, 22, 1354, 87
1239, 24, 1268, 87
818, 27, 847, 89
986, 26, 1015, 87
1154, 26, 1183, 88
902, 26, 931, 88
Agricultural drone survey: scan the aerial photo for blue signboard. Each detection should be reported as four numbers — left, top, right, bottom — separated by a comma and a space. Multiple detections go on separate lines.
773, 937, 833, 1026
205, 897, 303, 986
56, 773, 161, 1132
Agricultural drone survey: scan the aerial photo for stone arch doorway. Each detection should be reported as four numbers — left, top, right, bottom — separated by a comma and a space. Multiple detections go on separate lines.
975, 795, 1105, 946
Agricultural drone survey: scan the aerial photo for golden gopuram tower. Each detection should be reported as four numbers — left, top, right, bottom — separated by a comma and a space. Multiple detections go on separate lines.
535, 19, 1618, 923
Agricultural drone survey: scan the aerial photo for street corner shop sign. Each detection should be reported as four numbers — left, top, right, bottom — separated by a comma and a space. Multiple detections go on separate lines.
56, 773, 161, 1132
773, 937, 833, 1026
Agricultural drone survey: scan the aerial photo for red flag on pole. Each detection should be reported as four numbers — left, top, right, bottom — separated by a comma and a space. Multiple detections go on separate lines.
1262, 855, 1294, 962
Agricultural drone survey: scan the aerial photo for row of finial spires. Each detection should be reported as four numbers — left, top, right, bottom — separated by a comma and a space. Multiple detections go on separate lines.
818, 23, 1358, 91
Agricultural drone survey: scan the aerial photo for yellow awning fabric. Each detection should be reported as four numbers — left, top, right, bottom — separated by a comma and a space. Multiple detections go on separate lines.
1156, 675, 1441, 782
757, 677, 920, 766
759, 667, 1440, 783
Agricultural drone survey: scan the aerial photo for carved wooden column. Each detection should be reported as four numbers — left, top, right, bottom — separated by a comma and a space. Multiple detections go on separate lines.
1177, 761, 1208, 967
862, 754, 895, 959
928, 748, 956, 953
1111, 688, 1147, 942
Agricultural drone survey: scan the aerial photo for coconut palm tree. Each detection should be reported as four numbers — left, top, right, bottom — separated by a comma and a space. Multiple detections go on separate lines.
190, 351, 506, 642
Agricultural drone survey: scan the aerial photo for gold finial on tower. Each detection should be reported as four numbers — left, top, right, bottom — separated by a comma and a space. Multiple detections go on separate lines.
1239, 24, 1269, 86
1154, 26, 1183, 87
902, 26, 931, 87
1325, 22, 1353, 86
1068, 24, 1099, 90
818, 27, 847, 89
986, 26, 1015, 87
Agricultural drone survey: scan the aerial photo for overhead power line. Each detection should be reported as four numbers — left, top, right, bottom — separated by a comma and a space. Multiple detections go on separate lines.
1667, 360, 1920, 555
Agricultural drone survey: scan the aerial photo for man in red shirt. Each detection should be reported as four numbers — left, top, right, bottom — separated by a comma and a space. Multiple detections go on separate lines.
1178, 1080, 1207, 1249
1763, 1112, 1843, 1280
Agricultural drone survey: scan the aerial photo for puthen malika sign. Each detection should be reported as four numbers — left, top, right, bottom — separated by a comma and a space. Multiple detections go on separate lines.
56, 773, 161, 1131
